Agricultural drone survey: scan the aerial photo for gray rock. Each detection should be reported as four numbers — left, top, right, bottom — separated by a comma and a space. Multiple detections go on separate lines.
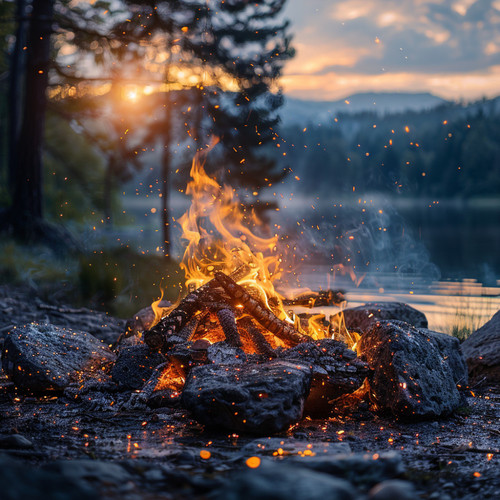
331, 302, 428, 334
280, 339, 370, 416
45, 459, 132, 485
0, 453, 95, 500
369, 479, 418, 500
207, 342, 247, 365
112, 344, 166, 389
357, 321, 467, 417
212, 461, 357, 500
1, 323, 116, 392
182, 360, 312, 434
291, 451, 405, 489
420, 328, 468, 388
0, 434, 33, 449
462, 309, 500, 385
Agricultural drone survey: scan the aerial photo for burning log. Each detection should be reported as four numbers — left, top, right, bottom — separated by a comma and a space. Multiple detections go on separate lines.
177, 312, 206, 342
215, 307, 242, 347
237, 317, 276, 357
213, 271, 313, 346
143, 278, 223, 350
282, 289, 345, 308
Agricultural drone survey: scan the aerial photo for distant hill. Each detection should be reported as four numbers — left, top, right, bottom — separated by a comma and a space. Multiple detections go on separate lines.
280, 92, 450, 125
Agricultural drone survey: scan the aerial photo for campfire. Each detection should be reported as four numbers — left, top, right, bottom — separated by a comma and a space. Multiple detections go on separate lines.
146, 143, 337, 351
1, 147, 470, 436
105, 146, 468, 433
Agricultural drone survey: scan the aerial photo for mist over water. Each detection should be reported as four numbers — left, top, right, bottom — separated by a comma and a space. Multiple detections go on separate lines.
273, 194, 441, 291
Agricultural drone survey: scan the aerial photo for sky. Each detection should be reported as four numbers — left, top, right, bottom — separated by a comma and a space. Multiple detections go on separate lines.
281, 0, 500, 101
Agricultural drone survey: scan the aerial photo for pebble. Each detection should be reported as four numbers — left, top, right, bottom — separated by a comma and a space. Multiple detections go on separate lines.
0, 434, 33, 449
369, 479, 418, 500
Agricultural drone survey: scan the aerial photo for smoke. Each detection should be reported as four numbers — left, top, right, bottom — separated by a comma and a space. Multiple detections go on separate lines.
275, 196, 440, 289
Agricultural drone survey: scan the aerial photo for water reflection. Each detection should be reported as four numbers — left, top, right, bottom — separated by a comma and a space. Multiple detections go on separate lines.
289, 266, 500, 337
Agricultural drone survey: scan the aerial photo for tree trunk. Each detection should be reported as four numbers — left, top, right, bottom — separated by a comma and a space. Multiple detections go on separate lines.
103, 155, 114, 228
11, 0, 54, 239
8, 0, 28, 195
161, 62, 173, 257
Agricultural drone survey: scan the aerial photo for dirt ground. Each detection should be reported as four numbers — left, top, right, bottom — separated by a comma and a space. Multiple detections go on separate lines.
0, 284, 499, 499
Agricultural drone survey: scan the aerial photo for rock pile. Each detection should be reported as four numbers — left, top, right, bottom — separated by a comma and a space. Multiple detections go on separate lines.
1, 301, 470, 433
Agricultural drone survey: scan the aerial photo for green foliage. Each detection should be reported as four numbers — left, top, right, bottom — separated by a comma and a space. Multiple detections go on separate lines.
43, 112, 107, 222
78, 248, 183, 317
446, 297, 493, 342
0, 235, 184, 318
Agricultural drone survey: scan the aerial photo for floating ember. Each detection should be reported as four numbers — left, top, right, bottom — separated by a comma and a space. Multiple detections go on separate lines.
146, 144, 342, 354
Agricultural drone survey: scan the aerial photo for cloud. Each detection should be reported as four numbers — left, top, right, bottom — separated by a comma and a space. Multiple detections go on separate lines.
282, 0, 500, 100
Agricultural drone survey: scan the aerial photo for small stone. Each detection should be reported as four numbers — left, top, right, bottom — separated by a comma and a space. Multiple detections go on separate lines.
182, 360, 312, 434
291, 451, 404, 488
112, 345, 166, 389
213, 461, 357, 500
369, 479, 418, 500
2, 324, 116, 393
45, 459, 132, 485
143, 469, 165, 481
0, 434, 33, 449
0, 454, 95, 500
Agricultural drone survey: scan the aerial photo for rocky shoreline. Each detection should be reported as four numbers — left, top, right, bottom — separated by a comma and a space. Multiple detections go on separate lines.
0, 284, 499, 500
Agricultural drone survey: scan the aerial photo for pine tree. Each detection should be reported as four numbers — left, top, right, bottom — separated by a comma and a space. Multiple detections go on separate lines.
113, 0, 294, 255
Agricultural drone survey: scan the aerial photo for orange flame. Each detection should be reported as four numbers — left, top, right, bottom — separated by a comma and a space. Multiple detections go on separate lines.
150, 286, 176, 329
175, 141, 330, 340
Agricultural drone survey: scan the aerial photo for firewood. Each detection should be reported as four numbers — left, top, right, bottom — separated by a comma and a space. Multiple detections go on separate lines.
213, 271, 313, 346
144, 279, 221, 350
176, 312, 205, 342
282, 289, 345, 308
237, 316, 276, 357
143, 266, 249, 350
216, 307, 242, 347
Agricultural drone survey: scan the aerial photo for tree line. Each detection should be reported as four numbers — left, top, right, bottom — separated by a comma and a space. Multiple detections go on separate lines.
275, 99, 500, 200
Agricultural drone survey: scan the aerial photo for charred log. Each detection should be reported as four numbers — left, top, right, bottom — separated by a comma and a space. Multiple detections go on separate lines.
216, 307, 242, 347
213, 271, 313, 346
238, 317, 276, 357
144, 278, 223, 350
282, 289, 345, 308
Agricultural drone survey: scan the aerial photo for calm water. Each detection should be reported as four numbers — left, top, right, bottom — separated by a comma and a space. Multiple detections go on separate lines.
109, 193, 500, 332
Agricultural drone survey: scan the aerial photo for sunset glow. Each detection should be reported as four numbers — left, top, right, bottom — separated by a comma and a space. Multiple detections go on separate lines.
283, 0, 500, 101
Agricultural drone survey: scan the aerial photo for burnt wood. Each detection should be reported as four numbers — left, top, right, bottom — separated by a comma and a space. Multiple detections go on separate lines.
213, 271, 313, 346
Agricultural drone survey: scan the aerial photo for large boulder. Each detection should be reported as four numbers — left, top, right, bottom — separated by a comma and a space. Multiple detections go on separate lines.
357, 321, 467, 418
462, 310, 500, 386
182, 360, 312, 434
2, 323, 116, 392
331, 302, 428, 334
279, 339, 371, 416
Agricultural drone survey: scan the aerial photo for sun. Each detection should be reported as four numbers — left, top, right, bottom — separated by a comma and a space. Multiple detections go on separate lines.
124, 88, 139, 102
